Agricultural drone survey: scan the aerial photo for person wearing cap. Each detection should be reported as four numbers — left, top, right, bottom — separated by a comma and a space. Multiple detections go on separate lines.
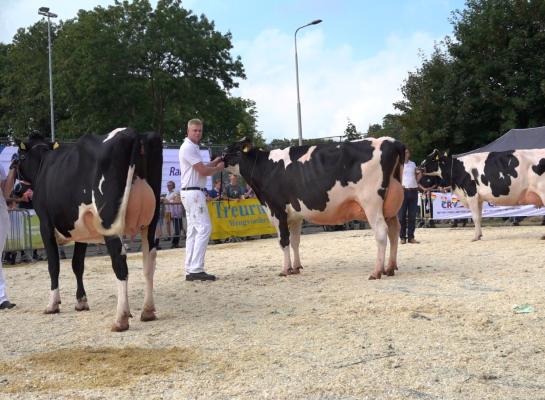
178, 118, 224, 281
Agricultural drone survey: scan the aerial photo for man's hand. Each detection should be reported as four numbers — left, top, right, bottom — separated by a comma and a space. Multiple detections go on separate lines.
9, 153, 19, 170
210, 156, 223, 166
216, 161, 225, 171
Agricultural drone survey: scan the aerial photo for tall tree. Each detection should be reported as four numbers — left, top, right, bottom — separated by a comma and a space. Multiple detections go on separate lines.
343, 120, 362, 141
394, 0, 545, 158
1, 0, 259, 143
0, 22, 52, 137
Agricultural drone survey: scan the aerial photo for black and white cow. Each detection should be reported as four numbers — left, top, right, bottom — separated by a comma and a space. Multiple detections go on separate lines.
421, 148, 545, 241
16, 128, 162, 331
222, 137, 406, 279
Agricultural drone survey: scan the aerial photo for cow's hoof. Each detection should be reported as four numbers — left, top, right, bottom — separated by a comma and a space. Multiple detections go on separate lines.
541, 234, 545, 240
111, 322, 130, 332
368, 274, 381, 280
44, 307, 60, 314
140, 309, 157, 322
75, 302, 90, 311
279, 268, 296, 277
384, 269, 396, 277
75, 297, 90, 311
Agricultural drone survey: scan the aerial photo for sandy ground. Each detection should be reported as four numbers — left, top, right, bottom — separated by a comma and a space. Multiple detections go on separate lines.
1, 225, 545, 400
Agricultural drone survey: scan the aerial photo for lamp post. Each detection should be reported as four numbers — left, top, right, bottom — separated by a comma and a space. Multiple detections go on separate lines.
38, 6, 57, 142
294, 19, 322, 146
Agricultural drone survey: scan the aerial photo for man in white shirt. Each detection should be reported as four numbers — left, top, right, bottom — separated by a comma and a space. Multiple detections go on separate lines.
398, 148, 422, 244
179, 119, 224, 281
0, 155, 17, 309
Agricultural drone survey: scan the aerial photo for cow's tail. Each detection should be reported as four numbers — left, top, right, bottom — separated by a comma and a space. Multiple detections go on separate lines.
140, 131, 163, 252
392, 140, 406, 183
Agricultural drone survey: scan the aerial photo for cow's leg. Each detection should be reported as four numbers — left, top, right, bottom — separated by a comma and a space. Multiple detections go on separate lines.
140, 227, 157, 322
384, 216, 400, 276
40, 224, 61, 314
365, 208, 389, 280
268, 212, 294, 276
466, 197, 483, 241
289, 218, 304, 274
72, 242, 89, 311
104, 235, 131, 332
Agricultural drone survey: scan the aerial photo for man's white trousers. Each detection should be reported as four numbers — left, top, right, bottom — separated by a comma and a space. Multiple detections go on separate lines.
180, 190, 212, 274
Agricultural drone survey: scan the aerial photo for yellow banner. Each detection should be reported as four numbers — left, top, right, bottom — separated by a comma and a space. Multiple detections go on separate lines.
208, 199, 277, 240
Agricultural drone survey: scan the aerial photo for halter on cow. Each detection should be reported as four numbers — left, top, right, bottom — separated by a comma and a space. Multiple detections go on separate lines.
16, 128, 162, 331
222, 137, 406, 279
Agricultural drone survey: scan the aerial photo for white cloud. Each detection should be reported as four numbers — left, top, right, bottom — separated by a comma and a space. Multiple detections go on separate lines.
233, 29, 438, 142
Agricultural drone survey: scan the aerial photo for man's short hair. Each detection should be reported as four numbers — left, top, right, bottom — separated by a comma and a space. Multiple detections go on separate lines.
187, 118, 203, 128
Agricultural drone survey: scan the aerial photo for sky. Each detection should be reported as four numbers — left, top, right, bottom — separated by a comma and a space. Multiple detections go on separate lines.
0, 0, 466, 142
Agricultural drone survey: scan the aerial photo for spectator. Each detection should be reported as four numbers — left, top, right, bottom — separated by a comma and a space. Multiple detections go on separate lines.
206, 178, 223, 201
178, 118, 224, 281
2, 200, 17, 265
165, 182, 184, 249
225, 174, 245, 199
398, 148, 422, 244
0, 155, 17, 309
242, 183, 256, 199
13, 185, 45, 261
163, 181, 177, 241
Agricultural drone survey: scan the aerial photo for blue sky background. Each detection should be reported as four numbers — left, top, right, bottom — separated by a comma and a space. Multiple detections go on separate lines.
0, 0, 466, 141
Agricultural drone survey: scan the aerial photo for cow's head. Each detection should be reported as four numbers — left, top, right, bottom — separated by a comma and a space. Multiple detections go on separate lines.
15, 133, 59, 184
420, 149, 450, 177
222, 137, 253, 175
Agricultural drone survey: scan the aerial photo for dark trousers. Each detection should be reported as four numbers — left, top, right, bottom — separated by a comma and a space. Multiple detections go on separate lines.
172, 217, 182, 246
399, 189, 419, 239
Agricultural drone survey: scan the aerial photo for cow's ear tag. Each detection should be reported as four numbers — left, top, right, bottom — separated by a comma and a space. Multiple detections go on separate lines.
19, 142, 26, 150
53, 142, 60, 150
435, 155, 439, 161
443, 151, 448, 157
242, 144, 251, 153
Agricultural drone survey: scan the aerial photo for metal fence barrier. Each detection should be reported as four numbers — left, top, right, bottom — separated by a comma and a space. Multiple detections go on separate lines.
5, 209, 33, 252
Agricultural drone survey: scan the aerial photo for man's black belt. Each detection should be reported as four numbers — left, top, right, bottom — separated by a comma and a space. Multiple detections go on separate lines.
181, 187, 206, 191
404, 187, 419, 191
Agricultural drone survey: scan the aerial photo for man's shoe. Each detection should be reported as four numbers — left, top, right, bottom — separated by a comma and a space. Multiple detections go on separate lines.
0, 300, 16, 310
400, 239, 407, 244
408, 239, 420, 244
185, 272, 216, 281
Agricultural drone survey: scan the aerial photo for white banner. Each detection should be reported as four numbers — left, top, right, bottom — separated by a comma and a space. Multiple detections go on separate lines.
430, 192, 545, 219
161, 148, 212, 194
0, 146, 212, 195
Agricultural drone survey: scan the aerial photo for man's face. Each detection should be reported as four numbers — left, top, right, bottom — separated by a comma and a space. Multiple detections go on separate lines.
187, 123, 203, 144
167, 182, 174, 192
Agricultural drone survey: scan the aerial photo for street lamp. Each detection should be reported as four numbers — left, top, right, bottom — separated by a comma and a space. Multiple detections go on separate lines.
294, 19, 322, 146
38, 6, 57, 142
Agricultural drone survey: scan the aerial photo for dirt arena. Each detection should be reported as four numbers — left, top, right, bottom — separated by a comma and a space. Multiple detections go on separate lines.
1, 224, 545, 399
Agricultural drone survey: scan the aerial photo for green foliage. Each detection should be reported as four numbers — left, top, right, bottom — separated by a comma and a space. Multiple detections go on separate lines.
0, 22, 52, 137
1, 0, 258, 144
343, 120, 362, 141
394, 0, 545, 160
